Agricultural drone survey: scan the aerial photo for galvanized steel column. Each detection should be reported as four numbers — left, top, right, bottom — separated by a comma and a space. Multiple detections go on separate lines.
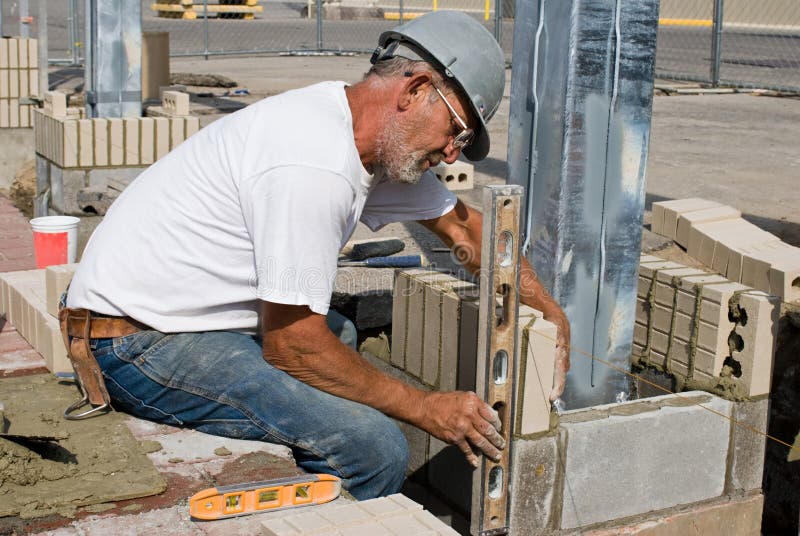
507, 0, 660, 408
84, 0, 142, 118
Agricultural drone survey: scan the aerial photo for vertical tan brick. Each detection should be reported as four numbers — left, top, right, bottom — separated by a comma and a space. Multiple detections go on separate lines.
456, 287, 480, 392
62, 119, 78, 167
404, 276, 425, 379
45, 264, 77, 318
391, 272, 411, 369
19, 68, 28, 99
440, 282, 476, 392
9, 98, 19, 128
162, 90, 190, 116
8, 38, 18, 69
422, 281, 445, 387
676, 205, 741, 248
154, 117, 170, 159
170, 117, 185, 149
108, 118, 124, 166
93, 118, 109, 167
517, 313, 557, 435
0, 69, 8, 99
139, 117, 155, 165
124, 118, 140, 165
29, 67, 39, 98
0, 99, 7, 128
28, 39, 38, 69
732, 291, 779, 397
18, 39, 28, 68
78, 119, 94, 166
8, 69, 18, 98
185, 116, 200, 138
0, 39, 8, 69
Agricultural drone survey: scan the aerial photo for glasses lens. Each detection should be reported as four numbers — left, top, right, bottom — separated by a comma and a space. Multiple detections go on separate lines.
453, 129, 474, 149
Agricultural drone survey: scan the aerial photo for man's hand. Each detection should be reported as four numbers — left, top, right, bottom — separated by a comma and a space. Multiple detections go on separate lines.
419, 390, 505, 468
544, 311, 571, 401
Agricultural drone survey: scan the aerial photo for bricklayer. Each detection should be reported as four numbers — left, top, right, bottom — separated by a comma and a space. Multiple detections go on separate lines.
33, 108, 201, 168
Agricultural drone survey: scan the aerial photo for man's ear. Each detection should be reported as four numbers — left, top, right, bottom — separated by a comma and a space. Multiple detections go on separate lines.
398, 71, 433, 111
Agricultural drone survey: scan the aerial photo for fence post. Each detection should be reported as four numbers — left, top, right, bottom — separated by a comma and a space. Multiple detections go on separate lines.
203, 0, 210, 60
493, 0, 503, 44
710, 0, 724, 86
316, 0, 323, 51
69, 0, 81, 65
38, 0, 48, 94
20, 0, 30, 38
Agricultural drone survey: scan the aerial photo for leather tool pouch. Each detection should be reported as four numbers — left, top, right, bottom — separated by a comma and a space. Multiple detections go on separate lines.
59, 307, 112, 419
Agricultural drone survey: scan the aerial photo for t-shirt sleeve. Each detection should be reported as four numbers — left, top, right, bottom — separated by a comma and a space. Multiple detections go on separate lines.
239, 166, 354, 316
359, 169, 458, 231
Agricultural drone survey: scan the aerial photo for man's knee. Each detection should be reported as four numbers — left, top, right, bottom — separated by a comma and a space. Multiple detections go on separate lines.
326, 309, 357, 350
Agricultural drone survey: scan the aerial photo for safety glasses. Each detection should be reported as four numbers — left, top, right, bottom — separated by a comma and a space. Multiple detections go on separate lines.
431, 85, 474, 150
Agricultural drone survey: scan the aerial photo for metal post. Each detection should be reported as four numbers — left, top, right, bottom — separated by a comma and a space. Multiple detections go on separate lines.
38, 0, 47, 95
710, 0, 724, 87
84, 0, 142, 118
69, 0, 81, 65
19, 0, 29, 38
316, 0, 323, 51
399, 0, 404, 24
507, 0, 660, 409
493, 0, 503, 44
203, 0, 209, 60
0, 0, 4, 37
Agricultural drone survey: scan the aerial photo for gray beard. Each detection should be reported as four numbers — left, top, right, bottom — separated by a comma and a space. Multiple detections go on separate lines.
373, 115, 430, 185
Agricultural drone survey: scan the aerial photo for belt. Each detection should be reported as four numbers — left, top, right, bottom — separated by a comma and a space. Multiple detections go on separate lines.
59, 308, 150, 420
64, 311, 150, 339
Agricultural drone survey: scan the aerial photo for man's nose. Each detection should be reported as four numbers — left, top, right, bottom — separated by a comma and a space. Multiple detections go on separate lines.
442, 141, 461, 164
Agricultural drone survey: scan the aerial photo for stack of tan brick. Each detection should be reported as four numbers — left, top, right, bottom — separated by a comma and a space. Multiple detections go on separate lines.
0, 264, 77, 374
0, 37, 38, 128
388, 269, 558, 437
652, 198, 800, 302
634, 254, 779, 398
33, 90, 200, 168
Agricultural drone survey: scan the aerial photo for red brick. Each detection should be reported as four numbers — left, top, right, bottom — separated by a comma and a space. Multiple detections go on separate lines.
0, 258, 37, 272
0, 246, 36, 261
0, 236, 34, 250
0, 330, 34, 353
0, 347, 47, 375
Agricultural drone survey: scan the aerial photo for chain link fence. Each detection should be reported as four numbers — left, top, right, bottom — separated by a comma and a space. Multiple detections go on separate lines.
1, 0, 798, 92
656, 0, 800, 92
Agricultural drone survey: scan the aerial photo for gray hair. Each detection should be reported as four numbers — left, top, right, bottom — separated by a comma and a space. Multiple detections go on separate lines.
364, 56, 460, 103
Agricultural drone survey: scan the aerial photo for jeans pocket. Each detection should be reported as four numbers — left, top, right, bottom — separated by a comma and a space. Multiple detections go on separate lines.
113, 330, 170, 365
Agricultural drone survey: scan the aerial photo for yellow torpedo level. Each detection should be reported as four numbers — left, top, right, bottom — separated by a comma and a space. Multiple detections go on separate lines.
189, 474, 342, 520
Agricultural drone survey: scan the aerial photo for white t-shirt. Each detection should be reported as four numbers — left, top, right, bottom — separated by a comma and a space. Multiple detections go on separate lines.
67, 82, 457, 333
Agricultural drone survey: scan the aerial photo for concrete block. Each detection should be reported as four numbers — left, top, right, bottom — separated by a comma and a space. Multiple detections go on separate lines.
154, 117, 170, 159
517, 315, 557, 435
455, 286, 480, 392
726, 398, 769, 493
87, 165, 143, 190
45, 264, 77, 318
140, 117, 155, 165
390, 271, 411, 369
0, 99, 8, 128
45, 91, 68, 117
652, 198, 720, 240
185, 116, 200, 138
108, 118, 124, 166
93, 118, 109, 167
7, 39, 18, 69
559, 392, 732, 529
8, 70, 18, 99
162, 90, 190, 116
581, 493, 763, 536
170, 117, 185, 150
509, 433, 559, 534
431, 160, 474, 191
730, 291, 779, 397
9, 98, 19, 128
769, 255, 800, 303
49, 165, 86, 215
0, 39, 7, 70
77, 119, 93, 167
427, 436, 472, 513
638, 260, 685, 279
124, 118, 140, 165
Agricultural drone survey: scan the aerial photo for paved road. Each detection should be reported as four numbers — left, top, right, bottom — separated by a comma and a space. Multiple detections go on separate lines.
1, 1, 797, 91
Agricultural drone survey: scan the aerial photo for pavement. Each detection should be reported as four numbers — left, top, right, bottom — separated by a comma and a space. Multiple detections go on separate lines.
0, 54, 798, 533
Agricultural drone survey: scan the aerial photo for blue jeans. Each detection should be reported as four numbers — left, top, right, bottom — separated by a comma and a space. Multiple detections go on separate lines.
88, 311, 408, 500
